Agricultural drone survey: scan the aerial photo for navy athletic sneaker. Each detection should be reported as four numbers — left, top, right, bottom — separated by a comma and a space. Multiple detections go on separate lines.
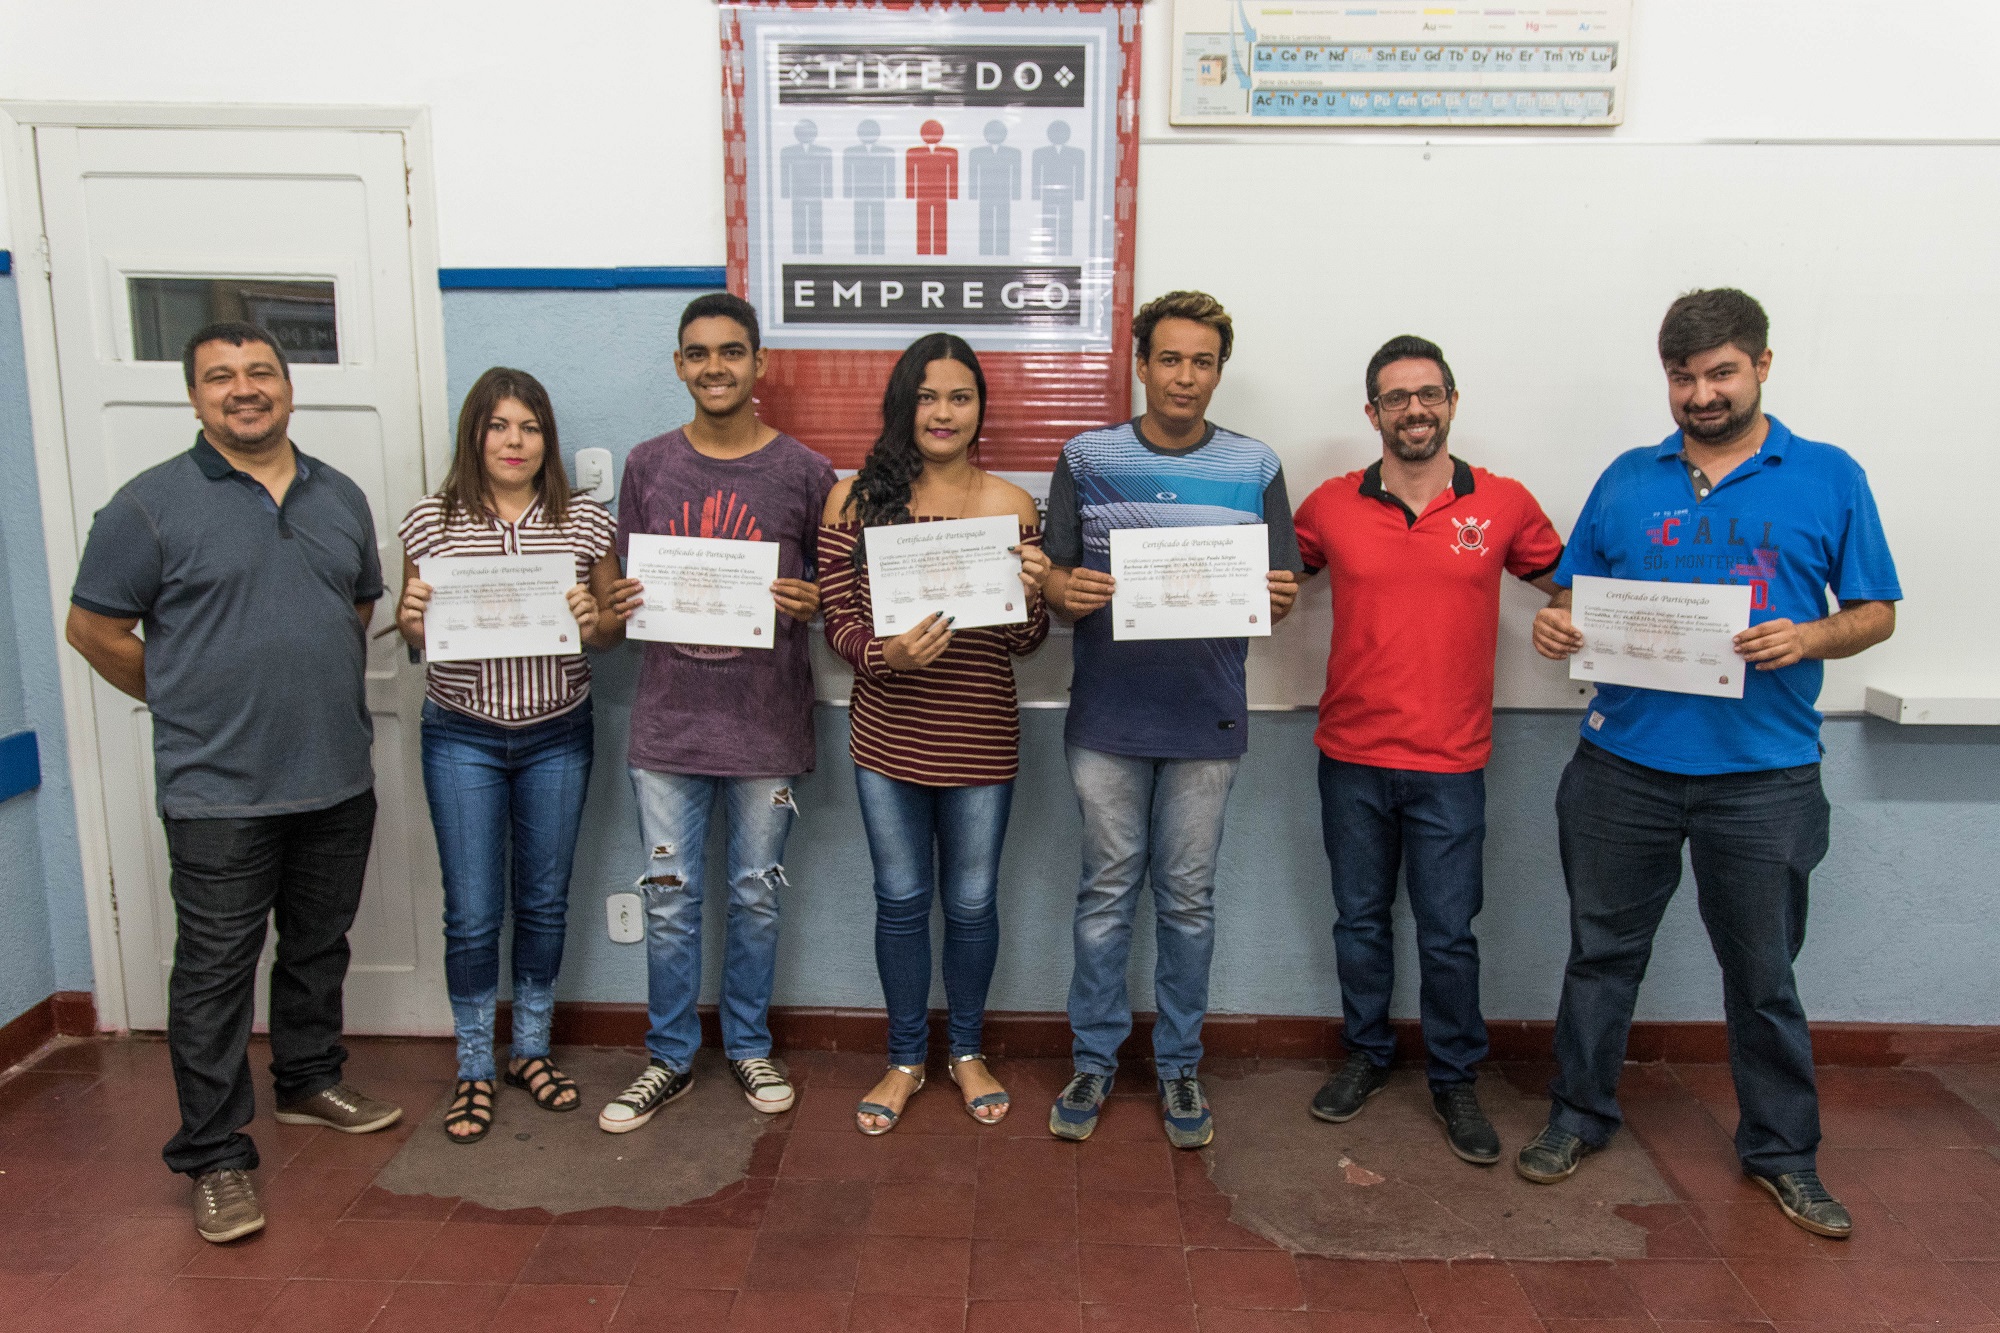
1049, 1071, 1113, 1141
1159, 1074, 1214, 1150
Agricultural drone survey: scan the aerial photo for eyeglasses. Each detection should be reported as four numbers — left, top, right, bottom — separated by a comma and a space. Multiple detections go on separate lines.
1373, 385, 1450, 411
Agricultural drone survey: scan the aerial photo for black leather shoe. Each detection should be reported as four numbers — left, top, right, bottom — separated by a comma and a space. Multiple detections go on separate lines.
1431, 1084, 1501, 1165
1310, 1052, 1392, 1123
1749, 1168, 1853, 1239
1515, 1123, 1591, 1183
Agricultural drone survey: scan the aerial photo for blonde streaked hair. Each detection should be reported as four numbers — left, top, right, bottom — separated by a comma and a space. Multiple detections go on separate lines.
1133, 289, 1235, 365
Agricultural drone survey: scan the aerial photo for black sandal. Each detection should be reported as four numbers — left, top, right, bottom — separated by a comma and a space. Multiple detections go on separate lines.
506, 1056, 580, 1112
444, 1079, 494, 1143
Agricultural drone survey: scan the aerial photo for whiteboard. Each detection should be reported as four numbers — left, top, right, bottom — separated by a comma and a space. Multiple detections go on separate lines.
1126, 141, 2000, 710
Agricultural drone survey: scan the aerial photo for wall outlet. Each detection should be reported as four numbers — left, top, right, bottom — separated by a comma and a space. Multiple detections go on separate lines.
606, 891, 643, 943
574, 447, 616, 503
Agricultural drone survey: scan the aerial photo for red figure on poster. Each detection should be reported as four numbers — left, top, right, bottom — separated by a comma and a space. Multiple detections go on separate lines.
905, 120, 958, 256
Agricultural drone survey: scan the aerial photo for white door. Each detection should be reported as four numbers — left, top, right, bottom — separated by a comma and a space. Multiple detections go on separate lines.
34, 124, 449, 1033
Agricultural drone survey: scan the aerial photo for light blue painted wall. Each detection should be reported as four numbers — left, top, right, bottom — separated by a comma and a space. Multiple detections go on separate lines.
0, 283, 1991, 1033
0, 275, 88, 1027
443, 287, 2000, 1029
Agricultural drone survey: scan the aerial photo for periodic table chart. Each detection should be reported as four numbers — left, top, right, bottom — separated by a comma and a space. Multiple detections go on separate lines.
1171, 0, 1631, 127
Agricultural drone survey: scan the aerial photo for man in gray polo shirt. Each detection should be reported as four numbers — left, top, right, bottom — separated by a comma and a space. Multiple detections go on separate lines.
67, 322, 402, 1245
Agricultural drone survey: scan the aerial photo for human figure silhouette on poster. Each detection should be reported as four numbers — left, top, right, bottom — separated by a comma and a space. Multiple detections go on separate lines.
905, 120, 958, 256
966, 120, 1022, 256
1032, 119, 1087, 256
780, 120, 833, 255
842, 119, 895, 255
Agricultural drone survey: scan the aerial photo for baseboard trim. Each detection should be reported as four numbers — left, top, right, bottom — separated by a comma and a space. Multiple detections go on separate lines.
51, 991, 96, 1037
496, 1002, 2000, 1067
0, 991, 100, 1073
0, 996, 55, 1073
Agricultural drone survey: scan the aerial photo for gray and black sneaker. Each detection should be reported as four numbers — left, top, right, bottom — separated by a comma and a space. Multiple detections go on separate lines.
598, 1058, 693, 1134
1431, 1084, 1501, 1165
1749, 1168, 1853, 1239
1048, 1071, 1114, 1141
1310, 1051, 1391, 1123
730, 1057, 795, 1114
1159, 1074, 1215, 1150
1515, 1123, 1591, 1183
192, 1167, 265, 1244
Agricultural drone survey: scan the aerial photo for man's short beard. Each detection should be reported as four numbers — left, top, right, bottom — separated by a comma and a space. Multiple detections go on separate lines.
1682, 389, 1761, 444
1386, 419, 1448, 462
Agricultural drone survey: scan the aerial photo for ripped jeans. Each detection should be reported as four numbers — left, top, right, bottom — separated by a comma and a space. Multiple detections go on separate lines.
421, 700, 593, 1082
630, 768, 799, 1070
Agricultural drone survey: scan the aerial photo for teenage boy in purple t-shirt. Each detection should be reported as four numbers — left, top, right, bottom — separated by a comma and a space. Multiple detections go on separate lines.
596, 293, 836, 1133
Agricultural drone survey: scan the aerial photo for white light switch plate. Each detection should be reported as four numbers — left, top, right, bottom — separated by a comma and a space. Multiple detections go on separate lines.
574, 447, 616, 503
606, 891, 643, 943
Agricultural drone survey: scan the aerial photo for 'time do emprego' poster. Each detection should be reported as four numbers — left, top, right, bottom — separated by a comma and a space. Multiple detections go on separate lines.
722, 3, 1140, 471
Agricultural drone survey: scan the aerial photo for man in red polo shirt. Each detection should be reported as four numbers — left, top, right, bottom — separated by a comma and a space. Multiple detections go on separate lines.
1293, 335, 1563, 1165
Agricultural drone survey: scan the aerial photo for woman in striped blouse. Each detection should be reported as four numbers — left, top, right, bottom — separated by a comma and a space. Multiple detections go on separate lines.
395, 368, 626, 1143
820, 334, 1050, 1134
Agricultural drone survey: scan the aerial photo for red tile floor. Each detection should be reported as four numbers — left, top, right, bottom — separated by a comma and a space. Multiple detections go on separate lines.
3, 1036, 1998, 1331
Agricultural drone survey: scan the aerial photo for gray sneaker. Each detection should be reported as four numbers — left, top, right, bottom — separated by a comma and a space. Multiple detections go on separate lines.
1515, 1123, 1591, 1183
274, 1082, 403, 1134
1049, 1071, 1114, 1142
1750, 1168, 1853, 1239
192, 1167, 265, 1244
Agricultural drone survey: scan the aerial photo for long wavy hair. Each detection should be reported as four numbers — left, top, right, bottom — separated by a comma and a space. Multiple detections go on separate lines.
843, 333, 986, 530
440, 366, 571, 526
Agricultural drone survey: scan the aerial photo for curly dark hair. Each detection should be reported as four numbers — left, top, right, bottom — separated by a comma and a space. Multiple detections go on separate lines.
842, 333, 987, 531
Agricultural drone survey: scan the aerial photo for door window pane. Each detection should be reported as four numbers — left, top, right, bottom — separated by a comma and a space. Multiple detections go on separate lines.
129, 277, 338, 364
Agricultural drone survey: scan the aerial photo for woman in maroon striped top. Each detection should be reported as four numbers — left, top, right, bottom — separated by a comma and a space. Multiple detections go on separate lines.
820, 334, 1050, 1134
395, 368, 627, 1143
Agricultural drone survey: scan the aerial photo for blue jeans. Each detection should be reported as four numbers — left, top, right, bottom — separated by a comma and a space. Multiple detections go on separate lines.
1065, 744, 1240, 1078
854, 767, 1013, 1065
1550, 740, 1829, 1177
1318, 755, 1489, 1088
420, 700, 594, 1082
631, 768, 798, 1070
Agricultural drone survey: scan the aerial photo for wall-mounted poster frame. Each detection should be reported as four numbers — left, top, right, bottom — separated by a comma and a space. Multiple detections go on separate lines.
1171, 0, 1631, 128
721, 1, 1142, 473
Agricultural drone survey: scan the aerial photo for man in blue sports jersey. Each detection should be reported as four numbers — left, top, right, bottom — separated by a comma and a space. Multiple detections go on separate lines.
1039, 290, 1303, 1149
1520, 289, 1899, 1239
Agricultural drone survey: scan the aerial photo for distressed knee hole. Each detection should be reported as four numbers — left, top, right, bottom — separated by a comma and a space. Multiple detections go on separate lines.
771, 786, 798, 813
757, 864, 790, 890
641, 873, 683, 888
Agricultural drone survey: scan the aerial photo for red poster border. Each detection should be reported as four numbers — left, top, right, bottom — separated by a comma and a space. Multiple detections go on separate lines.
720, 2, 1141, 472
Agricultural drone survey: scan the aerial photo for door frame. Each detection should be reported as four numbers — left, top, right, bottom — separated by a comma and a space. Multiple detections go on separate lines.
0, 102, 452, 1031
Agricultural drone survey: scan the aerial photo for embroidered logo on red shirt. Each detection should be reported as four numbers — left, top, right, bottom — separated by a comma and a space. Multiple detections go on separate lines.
1449, 516, 1492, 556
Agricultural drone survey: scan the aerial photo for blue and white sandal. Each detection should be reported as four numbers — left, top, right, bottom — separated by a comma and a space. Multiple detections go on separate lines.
949, 1053, 1011, 1125
855, 1063, 926, 1136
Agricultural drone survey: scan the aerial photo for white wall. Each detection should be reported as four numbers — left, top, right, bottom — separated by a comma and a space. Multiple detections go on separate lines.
6, 1, 2000, 260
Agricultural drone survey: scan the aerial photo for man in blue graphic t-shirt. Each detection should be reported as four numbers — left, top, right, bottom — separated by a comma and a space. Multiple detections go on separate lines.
1039, 290, 1304, 1150
1521, 289, 1900, 1240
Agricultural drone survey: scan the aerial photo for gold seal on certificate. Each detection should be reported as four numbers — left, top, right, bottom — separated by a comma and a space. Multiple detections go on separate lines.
864, 515, 1027, 637
625, 533, 781, 650
420, 554, 581, 662
1569, 574, 1754, 699
1108, 524, 1271, 641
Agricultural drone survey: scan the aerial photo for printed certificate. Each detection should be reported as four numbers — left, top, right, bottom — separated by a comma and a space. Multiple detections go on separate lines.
1569, 575, 1754, 699
1108, 524, 1271, 641
864, 515, 1027, 637
625, 533, 780, 650
420, 554, 581, 663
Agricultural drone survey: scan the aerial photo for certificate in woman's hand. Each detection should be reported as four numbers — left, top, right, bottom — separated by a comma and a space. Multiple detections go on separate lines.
420, 554, 581, 662
863, 515, 1027, 637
